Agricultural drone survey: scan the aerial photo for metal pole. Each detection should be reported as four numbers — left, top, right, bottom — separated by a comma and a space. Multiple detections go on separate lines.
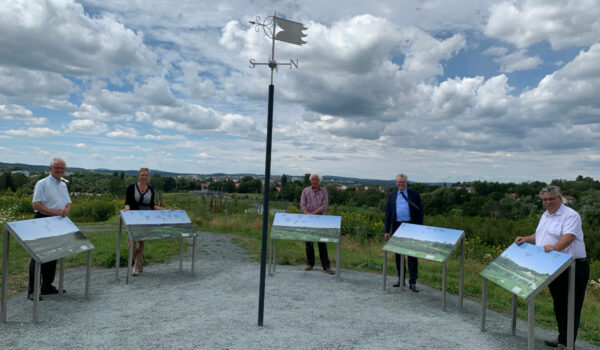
33, 261, 41, 323
59, 258, 65, 294
528, 298, 535, 350
268, 238, 273, 276
115, 216, 122, 281
459, 237, 464, 310
191, 236, 197, 275
567, 261, 575, 350
336, 241, 341, 281
400, 254, 405, 289
382, 251, 387, 291
481, 277, 487, 331
126, 240, 133, 285
511, 294, 518, 335
1, 229, 9, 323
442, 262, 447, 311
273, 240, 277, 273
85, 250, 91, 300
179, 237, 184, 272
258, 83, 275, 326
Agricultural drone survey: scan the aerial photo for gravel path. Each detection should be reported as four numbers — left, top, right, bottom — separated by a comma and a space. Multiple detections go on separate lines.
1, 231, 598, 350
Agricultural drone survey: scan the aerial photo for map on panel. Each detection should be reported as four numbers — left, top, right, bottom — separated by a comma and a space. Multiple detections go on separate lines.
480, 242, 572, 299
270, 213, 341, 243
383, 223, 464, 263
120, 210, 196, 241
6, 216, 94, 263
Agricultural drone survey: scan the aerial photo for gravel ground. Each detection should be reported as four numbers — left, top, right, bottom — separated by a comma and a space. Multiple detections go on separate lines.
1, 231, 598, 350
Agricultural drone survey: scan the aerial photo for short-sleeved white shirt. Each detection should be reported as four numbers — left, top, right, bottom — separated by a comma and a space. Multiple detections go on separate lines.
535, 204, 586, 259
32, 175, 71, 212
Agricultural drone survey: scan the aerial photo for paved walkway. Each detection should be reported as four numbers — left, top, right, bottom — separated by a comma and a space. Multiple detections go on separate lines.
1, 231, 598, 349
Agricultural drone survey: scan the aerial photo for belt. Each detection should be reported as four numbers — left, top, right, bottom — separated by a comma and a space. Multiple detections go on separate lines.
575, 258, 587, 263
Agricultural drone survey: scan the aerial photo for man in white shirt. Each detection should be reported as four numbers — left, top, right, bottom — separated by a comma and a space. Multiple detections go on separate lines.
515, 186, 589, 349
27, 158, 72, 301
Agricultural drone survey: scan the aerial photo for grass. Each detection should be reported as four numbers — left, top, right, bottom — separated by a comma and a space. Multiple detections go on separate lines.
194, 212, 600, 346
0, 216, 189, 298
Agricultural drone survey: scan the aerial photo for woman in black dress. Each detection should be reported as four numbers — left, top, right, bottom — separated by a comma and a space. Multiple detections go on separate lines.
124, 168, 164, 275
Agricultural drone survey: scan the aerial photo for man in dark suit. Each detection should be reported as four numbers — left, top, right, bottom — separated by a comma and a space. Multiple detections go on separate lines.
384, 173, 424, 292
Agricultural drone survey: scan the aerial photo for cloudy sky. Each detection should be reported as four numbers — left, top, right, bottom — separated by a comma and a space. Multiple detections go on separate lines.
1, 0, 599, 183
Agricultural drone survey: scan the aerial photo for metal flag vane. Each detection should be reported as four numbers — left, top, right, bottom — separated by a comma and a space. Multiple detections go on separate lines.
249, 13, 306, 83
249, 12, 307, 328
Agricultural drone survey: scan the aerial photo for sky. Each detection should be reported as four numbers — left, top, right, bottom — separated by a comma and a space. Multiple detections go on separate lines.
1, 0, 599, 183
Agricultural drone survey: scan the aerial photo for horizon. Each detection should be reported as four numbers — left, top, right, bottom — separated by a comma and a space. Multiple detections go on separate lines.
1, 1, 599, 183
1, 160, 592, 185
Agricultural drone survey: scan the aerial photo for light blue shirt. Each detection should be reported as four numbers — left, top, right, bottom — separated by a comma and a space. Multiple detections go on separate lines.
396, 189, 411, 222
32, 175, 71, 212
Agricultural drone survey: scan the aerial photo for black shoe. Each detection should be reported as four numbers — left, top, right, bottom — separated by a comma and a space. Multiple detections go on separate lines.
27, 293, 43, 301
544, 339, 559, 347
409, 284, 419, 293
392, 280, 402, 287
41, 285, 65, 295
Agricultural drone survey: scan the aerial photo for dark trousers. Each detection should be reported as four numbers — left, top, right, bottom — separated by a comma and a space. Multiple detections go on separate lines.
392, 221, 418, 285
548, 258, 589, 346
27, 212, 57, 294
305, 242, 330, 269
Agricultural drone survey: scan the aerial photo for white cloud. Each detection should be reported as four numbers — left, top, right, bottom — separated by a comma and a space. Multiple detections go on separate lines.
485, 0, 600, 49
76, 143, 86, 148
0, 104, 48, 125
107, 125, 138, 138
0, 0, 157, 76
0, 67, 74, 108
493, 50, 542, 73
5, 127, 61, 137
66, 119, 109, 135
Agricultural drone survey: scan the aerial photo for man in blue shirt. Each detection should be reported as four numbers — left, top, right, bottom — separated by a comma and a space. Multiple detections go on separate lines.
27, 158, 72, 301
384, 173, 424, 292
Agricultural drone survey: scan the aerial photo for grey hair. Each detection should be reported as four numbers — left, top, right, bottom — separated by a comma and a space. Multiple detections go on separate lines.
50, 157, 66, 167
396, 173, 408, 179
310, 173, 323, 182
539, 185, 562, 198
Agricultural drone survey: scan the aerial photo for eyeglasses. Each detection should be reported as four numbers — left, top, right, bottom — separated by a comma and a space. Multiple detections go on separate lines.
542, 197, 559, 202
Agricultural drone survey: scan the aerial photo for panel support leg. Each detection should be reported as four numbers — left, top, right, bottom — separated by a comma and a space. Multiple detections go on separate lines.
115, 217, 122, 281
382, 251, 387, 291
442, 262, 447, 311
1, 229, 9, 323
459, 237, 465, 310
511, 294, 518, 335
335, 241, 341, 281
59, 258, 65, 295
33, 262, 41, 323
481, 277, 487, 332
528, 298, 535, 350
85, 250, 92, 300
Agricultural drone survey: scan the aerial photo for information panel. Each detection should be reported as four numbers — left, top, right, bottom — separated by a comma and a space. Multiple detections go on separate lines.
120, 210, 197, 241
383, 223, 464, 263
480, 242, 572, 300
270, 213, 341, 243
6, 216, 94, 263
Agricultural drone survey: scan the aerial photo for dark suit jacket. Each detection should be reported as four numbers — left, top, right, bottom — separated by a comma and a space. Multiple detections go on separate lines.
384, 188, 424, 234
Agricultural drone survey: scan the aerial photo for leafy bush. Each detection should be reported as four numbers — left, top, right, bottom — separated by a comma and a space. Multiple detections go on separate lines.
70, 199, 119, 222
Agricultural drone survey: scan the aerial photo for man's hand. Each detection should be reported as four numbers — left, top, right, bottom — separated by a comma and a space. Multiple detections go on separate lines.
544, 244, 555, 252
384, 233, 390, 241
515, 236, 531, 245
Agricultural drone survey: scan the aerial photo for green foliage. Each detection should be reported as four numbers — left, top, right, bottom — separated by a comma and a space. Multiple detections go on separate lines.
70, 198, 120, 222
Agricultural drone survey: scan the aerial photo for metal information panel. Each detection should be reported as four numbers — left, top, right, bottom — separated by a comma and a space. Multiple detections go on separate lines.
6, 216, 94, 263
115, 210, 198, 284
382, 223, 465, 311
383, 223, 464, 263
481, 242, 571, 300
2, 216, 93, 323
269, 213, 342, 279
480, 242, 575, 350
270, 213, 341, 243
120, 210, 196, 241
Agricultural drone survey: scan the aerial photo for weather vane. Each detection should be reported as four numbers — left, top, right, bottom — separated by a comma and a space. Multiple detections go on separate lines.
250, 12, 307, 328
249, 12, 307, 83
